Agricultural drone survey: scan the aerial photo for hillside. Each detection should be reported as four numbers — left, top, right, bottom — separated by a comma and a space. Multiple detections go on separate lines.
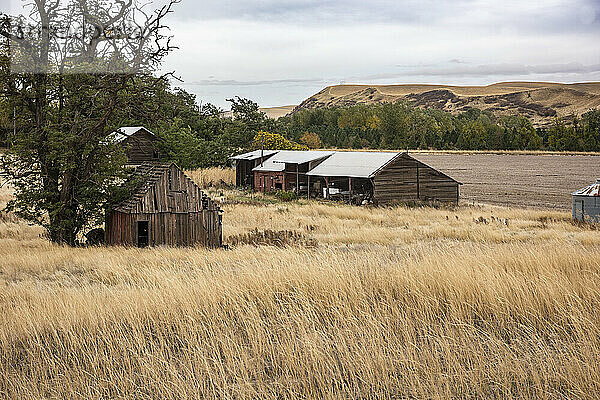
221, 105, 296, 120
294, 82, 600, 127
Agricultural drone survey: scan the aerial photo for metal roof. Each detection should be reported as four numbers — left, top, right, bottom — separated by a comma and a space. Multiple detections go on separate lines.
253, 151, 334, 172
573, 179, 600, 196
230, 150, 279, 161
271, 150, 335, 164
252, 158, 286, 172
306, 151, 401, 178
109, 126, 157, 143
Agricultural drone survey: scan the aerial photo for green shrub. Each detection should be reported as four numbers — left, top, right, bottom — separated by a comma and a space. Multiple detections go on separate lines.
273, 190, 298, 202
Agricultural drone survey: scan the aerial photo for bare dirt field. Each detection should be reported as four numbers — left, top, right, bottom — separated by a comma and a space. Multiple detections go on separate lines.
412, 153, 600, 210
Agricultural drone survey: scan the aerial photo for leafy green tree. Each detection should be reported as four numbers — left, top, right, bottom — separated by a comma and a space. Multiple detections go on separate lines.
0, 0, 179, 245
456, 120, 487, 149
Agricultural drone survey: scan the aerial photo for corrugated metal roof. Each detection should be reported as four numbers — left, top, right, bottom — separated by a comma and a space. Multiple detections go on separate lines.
253, 158, 286, 172
573, 179, 600, 196
109, 126, 157, 143
306, 151, 401, 178
230, 150, 279, 161
253, 151, 334, 172
271, 150, 335, 164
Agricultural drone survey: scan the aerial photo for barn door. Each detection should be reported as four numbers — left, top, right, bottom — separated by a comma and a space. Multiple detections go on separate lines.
575, 200, 584, 221
137, 221, 149, 248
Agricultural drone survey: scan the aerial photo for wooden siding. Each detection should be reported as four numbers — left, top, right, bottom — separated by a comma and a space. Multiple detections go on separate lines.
133, 165, 213, 214
373, 154, 459, 205
255, 171, 287, 192
105, 211, 222, 248
123, 130, 159, 164
106, 164, 222, 248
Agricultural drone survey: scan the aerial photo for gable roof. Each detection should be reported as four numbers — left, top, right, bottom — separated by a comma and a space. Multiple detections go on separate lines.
252, 158, 285, 172
253, 150, 334, 172
112, 163, 172, 213
306, 151, 401, 178
406, 153, 462, 184
111, 163, 218, 214
230, 150, 279, 161
271, 150, 335, 165
573, 179, 600, 196
109, 126, 159, 143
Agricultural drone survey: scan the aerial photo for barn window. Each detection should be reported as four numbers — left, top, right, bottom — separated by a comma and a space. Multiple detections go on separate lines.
153, 150, 159, 159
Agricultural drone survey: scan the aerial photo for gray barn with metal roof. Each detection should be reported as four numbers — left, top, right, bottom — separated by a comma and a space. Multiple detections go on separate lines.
307, 151, 461, 205
572, 179, 600, 222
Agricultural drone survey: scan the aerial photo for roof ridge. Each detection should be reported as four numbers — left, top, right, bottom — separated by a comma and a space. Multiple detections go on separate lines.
112, 163, 170, 212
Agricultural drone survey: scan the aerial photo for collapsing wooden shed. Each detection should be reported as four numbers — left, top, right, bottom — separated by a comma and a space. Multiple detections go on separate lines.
106, 163, 222, 247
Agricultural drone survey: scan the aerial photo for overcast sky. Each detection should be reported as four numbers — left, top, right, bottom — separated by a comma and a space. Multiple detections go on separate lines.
7, 0, 600, 109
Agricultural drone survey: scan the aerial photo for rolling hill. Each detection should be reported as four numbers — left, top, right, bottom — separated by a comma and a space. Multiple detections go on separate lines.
293, 82, 600, 127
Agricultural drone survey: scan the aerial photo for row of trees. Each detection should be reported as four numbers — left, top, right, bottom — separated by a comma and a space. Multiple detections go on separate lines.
279, 104, 600, 152
117, 91, 600, 170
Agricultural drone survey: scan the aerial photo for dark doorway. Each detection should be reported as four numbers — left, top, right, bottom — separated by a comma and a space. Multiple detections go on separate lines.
137, 221, 149, 248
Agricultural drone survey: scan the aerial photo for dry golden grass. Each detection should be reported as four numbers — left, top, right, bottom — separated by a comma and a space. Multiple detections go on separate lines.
1, 172, 600, 398
185, 167, 235, 188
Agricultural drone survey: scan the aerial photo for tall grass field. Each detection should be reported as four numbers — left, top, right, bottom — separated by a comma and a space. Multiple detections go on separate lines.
1, 168, 600, 398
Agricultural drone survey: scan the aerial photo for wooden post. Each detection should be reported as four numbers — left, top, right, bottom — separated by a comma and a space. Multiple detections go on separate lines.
325, 177, 330, 199
348, 177, 352, 204
416, 163, 420, 200
307, 175, 310, 200
296, 164, 299, 195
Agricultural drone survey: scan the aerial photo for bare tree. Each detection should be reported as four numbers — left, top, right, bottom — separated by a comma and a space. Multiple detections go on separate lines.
0, 0, 179, 245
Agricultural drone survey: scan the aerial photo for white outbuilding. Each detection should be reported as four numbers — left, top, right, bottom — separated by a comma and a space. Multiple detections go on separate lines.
572, 179, 600, 222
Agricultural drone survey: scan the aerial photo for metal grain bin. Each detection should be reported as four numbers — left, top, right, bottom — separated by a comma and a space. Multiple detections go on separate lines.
572, 179, 600, 222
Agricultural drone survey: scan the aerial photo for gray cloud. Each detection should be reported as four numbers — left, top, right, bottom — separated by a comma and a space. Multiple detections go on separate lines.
180, 63, 600, 88
185, 77, 326, 86
171, 0, 600, 34
8, 0, 598, 108
392, 62, 600, 78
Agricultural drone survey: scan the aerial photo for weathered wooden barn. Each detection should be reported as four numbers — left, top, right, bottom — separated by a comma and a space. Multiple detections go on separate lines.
230, 150, 279, 187
572, 179, 600, 222
306, 151, 461, 205
252, 151, 334, 194
106, 163, 222, 247
232, 149, 460, 204
110, 126, 161, 165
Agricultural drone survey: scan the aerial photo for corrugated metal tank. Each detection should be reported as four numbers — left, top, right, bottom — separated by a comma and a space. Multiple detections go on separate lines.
572, 179, 600, 222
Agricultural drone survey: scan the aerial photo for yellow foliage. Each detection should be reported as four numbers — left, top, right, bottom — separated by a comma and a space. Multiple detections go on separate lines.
299, 131, 322, 149
251, 131, 308, 151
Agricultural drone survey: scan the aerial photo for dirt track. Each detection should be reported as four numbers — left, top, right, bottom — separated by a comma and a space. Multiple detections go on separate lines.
412, 153, 600, 210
